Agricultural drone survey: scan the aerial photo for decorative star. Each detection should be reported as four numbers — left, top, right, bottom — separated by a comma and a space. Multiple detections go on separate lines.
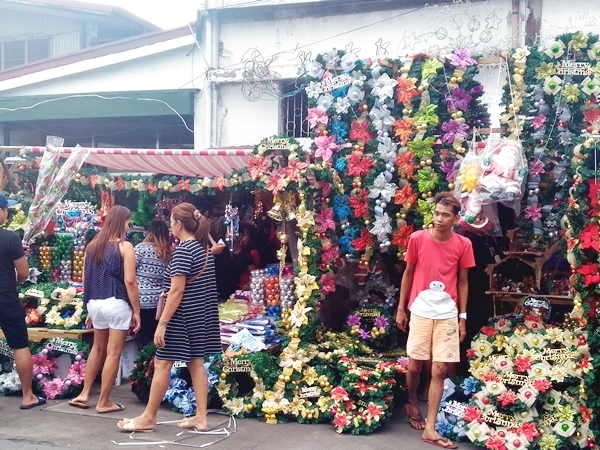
485, 11, 502, 30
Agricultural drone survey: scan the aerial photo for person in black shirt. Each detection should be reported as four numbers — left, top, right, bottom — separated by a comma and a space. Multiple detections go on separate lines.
0, 193, 45, 409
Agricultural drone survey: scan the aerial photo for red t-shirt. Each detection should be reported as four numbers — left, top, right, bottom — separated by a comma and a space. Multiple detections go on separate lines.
404, 230, 475, 310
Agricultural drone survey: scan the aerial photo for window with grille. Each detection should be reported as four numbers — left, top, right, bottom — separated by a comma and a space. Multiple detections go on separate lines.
1, 38, 51, 70
280, 81, 309, 138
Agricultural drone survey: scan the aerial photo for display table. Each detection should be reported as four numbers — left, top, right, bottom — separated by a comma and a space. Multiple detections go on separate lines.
0, 327, 93, 343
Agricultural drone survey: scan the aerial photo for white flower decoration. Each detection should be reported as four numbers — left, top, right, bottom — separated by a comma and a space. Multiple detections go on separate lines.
369, 107, 395, 131
493, 355, 514, 373
368, 173, 398, 202
550, 365, 568, 383
340, 53, 358, 72
305, 81, 323, 99
542, 390, 562, 411
581, 77, 600, 96
588, 42, 600, 61
306, 61, 325, 79
369, 213, 393, 242
528, 361, 552, 379
316, 93, 334, 112
524, 333, 547, 349
347, 85, 365, 103
494, 318, 512, 332
562, 331, 578, 348
484, 381, 507, 397
224, 397, 245, 415
513, 47, 531, 67
505, 336, 524, 355
505, 432, 529, 450
544, 76, 563, 95
377, 138, 398, 164
334, 97, 351, 114
368, 73, 398, 103
290, 305, 312, 328
351, 70, 367, 87
323, 49, 340, 66
473, 339, 494, 358
513, 407, 537, 422
517, 385, 539, 408
554, 421, 576, 438
565, 360, 582, 378
544, 40, 566, 59
466, 421, 490, 443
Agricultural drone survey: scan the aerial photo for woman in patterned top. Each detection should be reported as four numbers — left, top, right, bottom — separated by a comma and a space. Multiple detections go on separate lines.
134, 220, 171, 346
118, 203, 220, 433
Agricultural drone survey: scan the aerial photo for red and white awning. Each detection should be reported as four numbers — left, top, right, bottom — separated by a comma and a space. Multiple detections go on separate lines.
25, 146, 253, 177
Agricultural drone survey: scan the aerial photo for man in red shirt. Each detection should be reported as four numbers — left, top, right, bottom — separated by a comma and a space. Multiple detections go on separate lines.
396, 192, 475, 448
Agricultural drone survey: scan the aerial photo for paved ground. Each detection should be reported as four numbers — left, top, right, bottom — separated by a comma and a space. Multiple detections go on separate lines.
0, 384, 477, 450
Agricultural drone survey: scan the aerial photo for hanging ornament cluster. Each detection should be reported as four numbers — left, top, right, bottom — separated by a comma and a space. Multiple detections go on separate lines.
224, 203, 240, 254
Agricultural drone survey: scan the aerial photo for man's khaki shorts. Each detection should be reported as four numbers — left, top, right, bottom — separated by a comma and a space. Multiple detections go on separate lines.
406, 314, 460, 363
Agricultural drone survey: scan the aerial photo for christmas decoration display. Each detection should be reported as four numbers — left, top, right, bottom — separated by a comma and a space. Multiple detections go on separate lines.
129, 343, 158, 403
435, 378, 471, 443
0, 340, 21, 396
43, 287, 86, 330
465, 310, 594, 450
32, 338, 89, 400
344, 306, 396, 351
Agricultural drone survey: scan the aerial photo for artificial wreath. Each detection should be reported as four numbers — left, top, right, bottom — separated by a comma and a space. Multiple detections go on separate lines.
129, 342, 156, 403
465, 312, 594, 450
210, 352, 280, 419
434, 377, 472, 443
344, 305, 397, 351
286, 364, 337, 424
43, 287, 86, 330
32, 337, 89, 399
329, 385, 392, 435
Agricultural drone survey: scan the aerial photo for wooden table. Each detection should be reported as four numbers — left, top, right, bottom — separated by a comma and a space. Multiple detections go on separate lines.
487, 291, 572, 316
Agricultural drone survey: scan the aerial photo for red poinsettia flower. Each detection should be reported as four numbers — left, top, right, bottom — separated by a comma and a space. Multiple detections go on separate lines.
355, 382, 369, 394
320, 274, 336, 294
580, 222, 599, 252
347, 152, 374, 177
580, 406, 592, 423
352, 228, 375, 252
391, 223, 414, 249
583, 107, 600, 123
485, 435, 507, 450
481, 326, 497, 337
331, 386, 350, 402
247, 155, 269, 180
394, 183, 417, 209
588, 180, 598, 212
466, 348, 476, 358
518, 422, 540, 442
464, 405, 483, 423
514, 356, 533, 373
531, 379, 552, 393
396, 151, 417, 178
497, 390, 518, 407
316, 207, 336, 232
333, 412, 349, 428
394, 119, 415, 146
578, 263, 600, 286
285, 158, 308, 181
348, 189, 369, 218
482, 369, 499, 382
365, 403, 383, 421
349, 119, 376, 143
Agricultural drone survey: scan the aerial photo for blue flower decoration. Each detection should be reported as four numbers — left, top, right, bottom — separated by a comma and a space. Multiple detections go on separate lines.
461, 376, 478, 396
338, 235, 354, 253
435, 421, 454, 436
332, 86, 348, 99
333, 195, 351, 220
335, 156, 347, 172
331, 119, 348, 144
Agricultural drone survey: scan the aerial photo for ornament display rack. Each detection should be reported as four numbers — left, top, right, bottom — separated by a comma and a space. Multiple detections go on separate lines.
485, 238, 572, 316
0, 327, 93, 344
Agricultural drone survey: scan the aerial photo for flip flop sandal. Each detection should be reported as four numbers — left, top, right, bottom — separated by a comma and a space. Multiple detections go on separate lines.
423, 438, 458, 449
177, 418, 208, 431
404, 404, 426, 430
117, 418, 154, 433
20, 397, 46, 410
97, 404, 125, 414
68, 400, 90, 409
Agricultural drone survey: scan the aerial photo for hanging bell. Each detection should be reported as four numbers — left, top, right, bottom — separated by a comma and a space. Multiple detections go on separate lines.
267, 203, 283, 222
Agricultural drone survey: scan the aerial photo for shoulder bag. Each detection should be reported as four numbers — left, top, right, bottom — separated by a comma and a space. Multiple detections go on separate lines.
155, 246, 209, 320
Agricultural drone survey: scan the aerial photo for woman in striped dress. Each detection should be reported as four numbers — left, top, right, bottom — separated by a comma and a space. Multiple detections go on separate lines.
118, 203, 221, 432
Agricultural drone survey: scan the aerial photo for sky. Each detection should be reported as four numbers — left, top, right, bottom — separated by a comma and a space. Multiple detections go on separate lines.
79, 0, 202, 29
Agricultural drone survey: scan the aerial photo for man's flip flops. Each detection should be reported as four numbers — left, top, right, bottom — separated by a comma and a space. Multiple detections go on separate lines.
20, 397, 46, 410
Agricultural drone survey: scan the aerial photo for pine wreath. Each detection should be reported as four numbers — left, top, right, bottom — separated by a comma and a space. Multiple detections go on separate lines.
344, 305, 396, 351
129, 342, 157, 403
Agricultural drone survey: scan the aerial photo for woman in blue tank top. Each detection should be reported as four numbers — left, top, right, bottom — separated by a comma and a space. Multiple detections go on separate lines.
68, 205, 141, 413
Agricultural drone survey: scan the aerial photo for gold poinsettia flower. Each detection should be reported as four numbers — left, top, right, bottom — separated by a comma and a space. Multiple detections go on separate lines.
569, 31, 589, 50
555, 404, 576, 422
252, 382, 266, 400
303, 367, 319, 386
317, 395, 331, 412
224, 397, 245, 415
535, 62, 556, 80
288, 396, 305, 415
492, 334, 508, 351
520, 348, 537, 358
216, 381, 231, 398
545, 327, 564, 343
280, 347, 310, 372
563, 84, 580, 103
512, 81, 528, 98
550, 365, 568, 383
592, 62, 600, 78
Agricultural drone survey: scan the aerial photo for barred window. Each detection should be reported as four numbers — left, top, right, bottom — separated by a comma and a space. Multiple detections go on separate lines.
1, 38, 51, 70
280, 81, 309, 138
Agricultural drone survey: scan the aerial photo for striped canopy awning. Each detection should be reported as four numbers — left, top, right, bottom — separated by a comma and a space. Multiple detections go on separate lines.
25, 146, 253, 177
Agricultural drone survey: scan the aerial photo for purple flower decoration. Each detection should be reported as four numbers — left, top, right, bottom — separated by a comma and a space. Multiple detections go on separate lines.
441, 120, 470, 144
529, 160, 546, 177
347, 314, 361, 327
532, 113, 546, 131
447, 87, 472, 111
374, 316, 389, 328
470, 85, 484, 95
440, 160, 456, 181
358, 329, 371, 340
447, 49, 477, 68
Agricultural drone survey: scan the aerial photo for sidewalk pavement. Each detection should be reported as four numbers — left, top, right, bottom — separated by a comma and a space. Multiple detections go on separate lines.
0, 384, 476, 450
